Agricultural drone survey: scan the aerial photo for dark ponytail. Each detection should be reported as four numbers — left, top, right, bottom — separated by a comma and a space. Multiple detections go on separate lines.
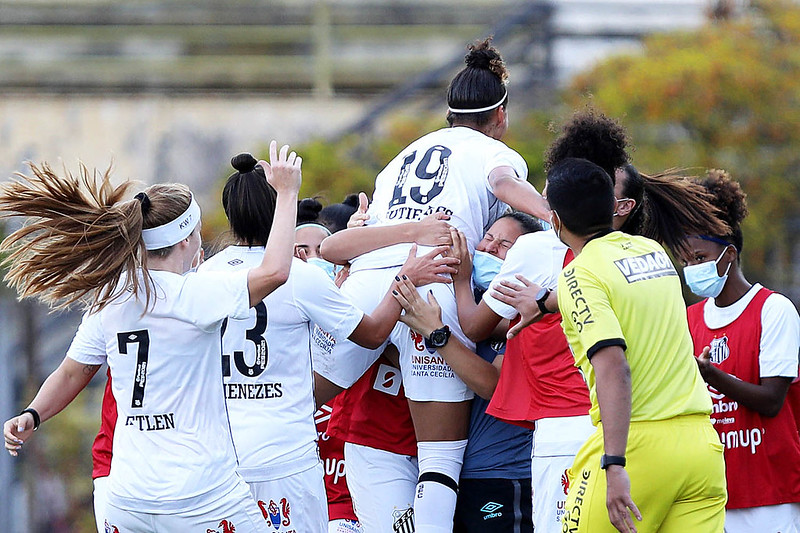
222, 152, 277, 246
446, 37, 508, 127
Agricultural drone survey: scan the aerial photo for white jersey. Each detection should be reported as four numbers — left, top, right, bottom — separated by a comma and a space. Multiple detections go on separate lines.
200, 249, 364, 481
67, 268, 251, 514
483, 229, 568, 320
704, 283, 800, 379
351, 126, 528, 272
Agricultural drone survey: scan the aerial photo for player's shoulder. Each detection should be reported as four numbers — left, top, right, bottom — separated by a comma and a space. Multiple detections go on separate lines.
512, 229, 564, 252
763, 289, 800, 319
200, 246, 259, 272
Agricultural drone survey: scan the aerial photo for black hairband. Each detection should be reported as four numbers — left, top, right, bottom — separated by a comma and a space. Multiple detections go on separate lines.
134, 192, 151, 215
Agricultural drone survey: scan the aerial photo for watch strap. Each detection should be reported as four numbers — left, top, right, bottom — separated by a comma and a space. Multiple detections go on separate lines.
600, 454, 626, 469
536, 288, 552, 315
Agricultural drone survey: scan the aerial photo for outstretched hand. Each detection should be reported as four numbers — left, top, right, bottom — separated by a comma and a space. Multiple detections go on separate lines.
261, 140, 302, 195
392, 277, 444, 338
398, 244, 460, 286
491, 275, 545, 338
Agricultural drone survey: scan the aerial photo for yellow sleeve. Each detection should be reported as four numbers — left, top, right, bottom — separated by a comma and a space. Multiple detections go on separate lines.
558, 262, 626, 361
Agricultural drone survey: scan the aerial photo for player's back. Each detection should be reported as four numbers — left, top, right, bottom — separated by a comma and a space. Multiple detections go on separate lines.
353, 126, 527, 272
559, 231, 712, 424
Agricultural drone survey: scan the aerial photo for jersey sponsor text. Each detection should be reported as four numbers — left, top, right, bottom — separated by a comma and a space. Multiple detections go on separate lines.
720, 427, 763, 454
613, 251, 677, 283
563, 268, 594, 333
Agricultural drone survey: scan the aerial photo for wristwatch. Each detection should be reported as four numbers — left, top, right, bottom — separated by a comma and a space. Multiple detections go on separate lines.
600, 454, 626, 469
535, 287, 554, 314
425, 325, 451, 349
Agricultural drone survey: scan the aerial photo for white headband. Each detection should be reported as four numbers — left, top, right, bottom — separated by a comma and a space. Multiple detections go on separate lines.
141, 195, 201, 251
447, 89, 508, 114
295, 223, 332, 237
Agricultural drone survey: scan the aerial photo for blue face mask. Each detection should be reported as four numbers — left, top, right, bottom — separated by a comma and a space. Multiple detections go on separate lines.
683, 247, 732, 299
472, 250, 504, 291
307, 257, 337, 281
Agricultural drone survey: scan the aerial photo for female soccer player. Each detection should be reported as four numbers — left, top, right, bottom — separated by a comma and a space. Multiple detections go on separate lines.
682, 170, 800, 533
315, 38, 549, 532
2, 141, 301, 532
324, 211, 538, 533
198, 153, 456, 532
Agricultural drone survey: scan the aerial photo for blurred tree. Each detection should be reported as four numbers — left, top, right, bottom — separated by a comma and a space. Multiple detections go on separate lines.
565, 0, 800, 296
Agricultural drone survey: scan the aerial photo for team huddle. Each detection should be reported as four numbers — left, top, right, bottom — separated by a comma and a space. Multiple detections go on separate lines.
3, 39, 800, 533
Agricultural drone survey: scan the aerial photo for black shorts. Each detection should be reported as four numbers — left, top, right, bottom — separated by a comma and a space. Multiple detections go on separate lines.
453, 477, 533, 533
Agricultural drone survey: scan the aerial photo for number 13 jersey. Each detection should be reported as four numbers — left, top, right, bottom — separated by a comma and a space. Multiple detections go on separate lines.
200, 250, 365, 482
351, 126, 528, 273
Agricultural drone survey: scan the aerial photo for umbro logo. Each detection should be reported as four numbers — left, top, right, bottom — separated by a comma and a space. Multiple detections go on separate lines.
480, 501, 504, 520
480, 502, 503, 513
227, 259, 244, 266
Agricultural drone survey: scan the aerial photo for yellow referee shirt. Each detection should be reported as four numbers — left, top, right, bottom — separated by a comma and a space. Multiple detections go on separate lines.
557, 231, 711, 426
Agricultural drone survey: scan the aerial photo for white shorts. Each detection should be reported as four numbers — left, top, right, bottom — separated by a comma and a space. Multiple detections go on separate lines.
316, 266, 474, 402
329, 518, 364, 533
93, 476, 108, 533
246, 463, 329, 533
344, 442, 418, 533
103, 476, 268, 532
531, 415, 594, 533
725, 502, 800, 533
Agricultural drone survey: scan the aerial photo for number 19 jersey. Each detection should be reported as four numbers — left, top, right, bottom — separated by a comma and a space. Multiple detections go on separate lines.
200, 249, 365, 482
351, 126, 528, 273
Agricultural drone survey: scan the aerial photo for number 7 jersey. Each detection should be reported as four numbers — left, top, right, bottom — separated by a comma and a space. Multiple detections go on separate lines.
351, 126, 528, 272
66, 269, 251, 513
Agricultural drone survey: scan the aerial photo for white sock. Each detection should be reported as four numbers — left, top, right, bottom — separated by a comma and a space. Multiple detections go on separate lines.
413, 439, 468, 533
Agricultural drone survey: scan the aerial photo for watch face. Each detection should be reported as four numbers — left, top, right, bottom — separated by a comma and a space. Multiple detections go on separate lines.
535, 287, 549, 302
430, 330, 447, 347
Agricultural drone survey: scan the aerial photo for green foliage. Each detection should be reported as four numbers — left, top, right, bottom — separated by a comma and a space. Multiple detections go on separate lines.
564, 0, 800, 291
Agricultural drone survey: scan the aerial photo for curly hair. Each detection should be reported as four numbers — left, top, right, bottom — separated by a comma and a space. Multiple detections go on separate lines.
544, 109, 630, 179
695, 168, 747, 252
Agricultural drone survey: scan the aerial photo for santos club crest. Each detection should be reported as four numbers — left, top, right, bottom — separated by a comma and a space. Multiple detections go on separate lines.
708, 335, 730, 365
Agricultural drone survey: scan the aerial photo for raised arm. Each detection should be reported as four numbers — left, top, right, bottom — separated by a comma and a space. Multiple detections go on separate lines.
247, 141, 302, 307
4, 357, 100, 456
488, 166, 550, 221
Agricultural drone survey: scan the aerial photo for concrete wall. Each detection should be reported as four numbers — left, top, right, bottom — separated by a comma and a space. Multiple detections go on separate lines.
0, 95, 364, 207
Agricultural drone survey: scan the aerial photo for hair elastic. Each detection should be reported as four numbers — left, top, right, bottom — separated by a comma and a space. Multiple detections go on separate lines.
447, 89, 508, 114
295, 223, 332, 237
134, 192, 151, 214
141, 195, 201, 251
